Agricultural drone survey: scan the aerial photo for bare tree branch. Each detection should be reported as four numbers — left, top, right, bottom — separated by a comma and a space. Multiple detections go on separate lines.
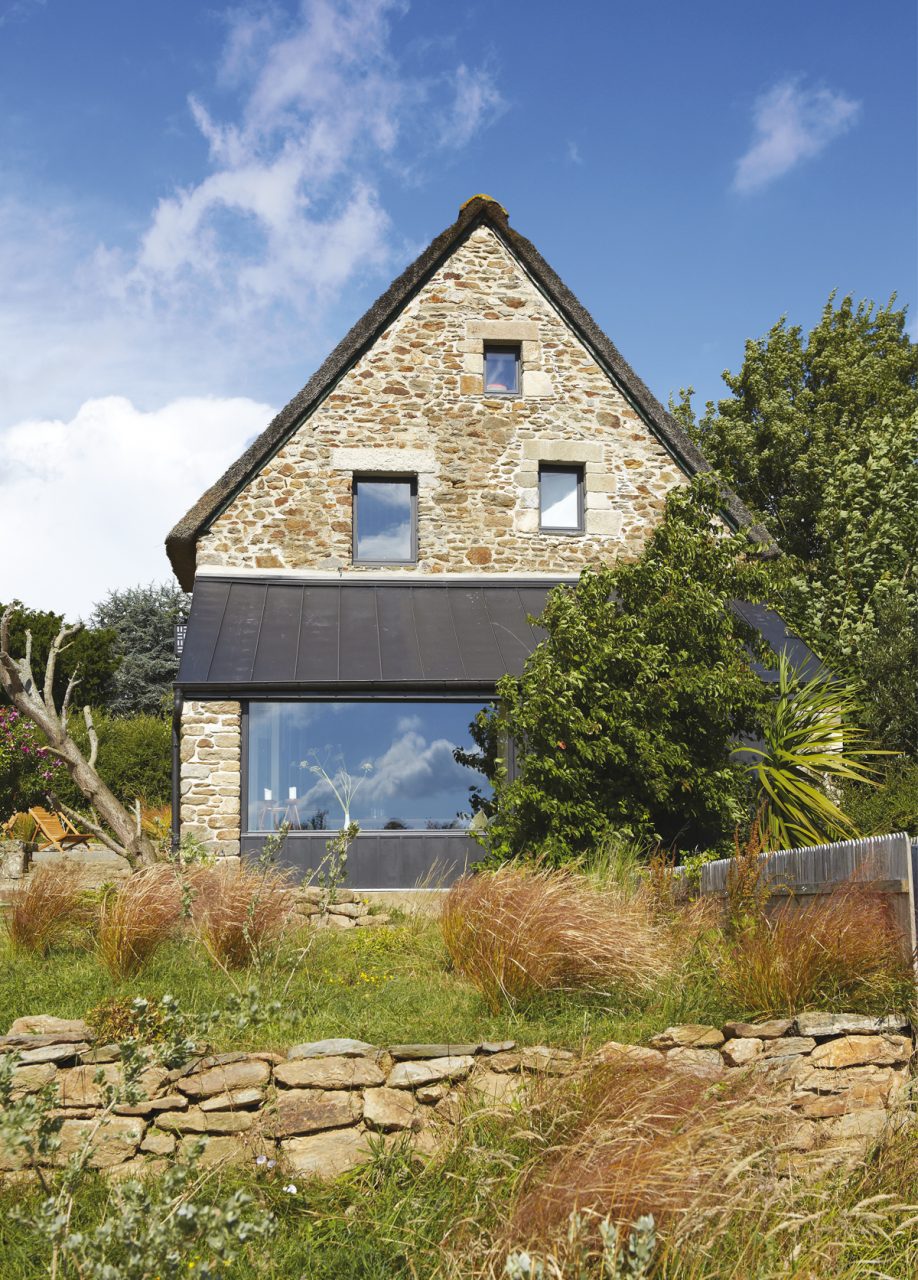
83, 705, 99, 770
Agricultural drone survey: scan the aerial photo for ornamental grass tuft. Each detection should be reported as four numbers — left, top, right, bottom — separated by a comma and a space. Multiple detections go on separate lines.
440, 865, 670, 1013
95, 865, 183, 980
2, 863, 87, 955
190, 861, 296, 968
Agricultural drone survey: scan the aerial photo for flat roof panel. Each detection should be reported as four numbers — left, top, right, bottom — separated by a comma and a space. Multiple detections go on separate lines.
208, 582, 268, 682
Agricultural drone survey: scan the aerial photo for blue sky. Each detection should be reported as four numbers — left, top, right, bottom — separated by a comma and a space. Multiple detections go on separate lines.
0, 0, 914, 615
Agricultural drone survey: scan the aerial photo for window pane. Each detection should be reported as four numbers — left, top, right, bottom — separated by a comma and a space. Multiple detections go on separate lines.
246, 702, 492, 831
484, 348, 519, 394
355, 479, 412, 561
540, 468, 580, 528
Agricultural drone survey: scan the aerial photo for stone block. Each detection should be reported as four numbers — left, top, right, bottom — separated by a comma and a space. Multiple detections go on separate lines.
274, 1056, 385, 1090
267, 1089, 362, 1138
809, 1035, 912, 1070
280, 1129, 374, 1179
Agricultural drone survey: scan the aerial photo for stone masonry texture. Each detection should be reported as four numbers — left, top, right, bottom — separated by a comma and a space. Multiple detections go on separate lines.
180, 701, 241, 857
197, 225, 689, 576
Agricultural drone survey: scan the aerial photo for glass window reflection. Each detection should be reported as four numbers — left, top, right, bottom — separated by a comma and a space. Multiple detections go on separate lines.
246, 701, 491, 832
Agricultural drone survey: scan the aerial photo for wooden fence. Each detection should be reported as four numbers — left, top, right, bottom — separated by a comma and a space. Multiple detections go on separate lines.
698, 832, 918, 964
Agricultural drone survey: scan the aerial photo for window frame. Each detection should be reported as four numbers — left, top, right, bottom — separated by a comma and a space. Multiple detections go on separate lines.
482, 342, 521, 397
538, 463, 585, 534
352, 473, 418, 566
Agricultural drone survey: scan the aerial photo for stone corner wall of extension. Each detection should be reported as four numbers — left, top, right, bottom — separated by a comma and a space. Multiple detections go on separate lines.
180, 700, 242, 858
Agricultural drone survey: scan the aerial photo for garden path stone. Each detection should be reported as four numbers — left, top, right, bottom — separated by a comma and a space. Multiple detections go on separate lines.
649, 1025, 724, 1050
266, 1089, 362, 1138
274, 1056, 384, 1090
363, 1087, 422, 1132
55, 1117, 144, 1168
280, 1129, 373, 1179
809, 1034, 912, 1069
287, 1039, 375, 1060
177, 1059, 271, 1099
155, 1107, 253, 1135
388, 1044, 480, 1060
387, 1056, 476, 1090
795, 1013, 910, 1038
723, 1020, 792, 1040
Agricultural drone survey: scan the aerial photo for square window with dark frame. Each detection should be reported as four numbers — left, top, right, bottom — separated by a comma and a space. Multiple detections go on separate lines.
353, 476, 417, 563
483, 344, 520, 395
539, 464, 584, 532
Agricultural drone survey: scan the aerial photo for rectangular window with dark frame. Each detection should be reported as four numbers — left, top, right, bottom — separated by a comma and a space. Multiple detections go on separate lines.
539, 463, 584, 532
483, 343, 520, 395
353, 476, 417, 564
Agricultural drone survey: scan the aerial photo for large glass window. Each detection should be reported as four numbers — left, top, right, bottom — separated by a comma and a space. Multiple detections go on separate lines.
353, 477, 416, 563
246, 701, 491, 832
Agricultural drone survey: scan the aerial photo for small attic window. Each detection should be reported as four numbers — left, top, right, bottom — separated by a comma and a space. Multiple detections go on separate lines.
484, 344, 520, 395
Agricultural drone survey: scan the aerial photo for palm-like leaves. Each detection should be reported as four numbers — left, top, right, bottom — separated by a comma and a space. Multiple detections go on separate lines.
740, 653, 886, 850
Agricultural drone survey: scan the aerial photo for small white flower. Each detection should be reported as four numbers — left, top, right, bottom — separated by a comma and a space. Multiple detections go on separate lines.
283, 1183, 297, 1194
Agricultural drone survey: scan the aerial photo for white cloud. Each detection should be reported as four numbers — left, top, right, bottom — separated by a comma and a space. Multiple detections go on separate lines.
438, 63, 505, 149
733, 78, 860, 194
0, 395, 273, 618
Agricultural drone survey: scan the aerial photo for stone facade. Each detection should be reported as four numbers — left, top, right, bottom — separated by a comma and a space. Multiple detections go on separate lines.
197, 225, 689, 577
180, 701, 241, 857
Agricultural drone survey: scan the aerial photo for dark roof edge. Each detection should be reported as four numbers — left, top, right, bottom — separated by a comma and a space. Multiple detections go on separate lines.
166, 195, 772, 589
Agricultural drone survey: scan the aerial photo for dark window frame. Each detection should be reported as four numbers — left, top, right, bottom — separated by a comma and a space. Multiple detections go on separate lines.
538, 463, 585, 534
352, 474, 418, 566
483, 342, 521, 396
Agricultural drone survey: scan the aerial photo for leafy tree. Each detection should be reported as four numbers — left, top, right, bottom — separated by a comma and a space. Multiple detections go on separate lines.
0, 602, 119, 709
674, 293, 918, 755
478, 478, 772, 862
90, 582, 190, 716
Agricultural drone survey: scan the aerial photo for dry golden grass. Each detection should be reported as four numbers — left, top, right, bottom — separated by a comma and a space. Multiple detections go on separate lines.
96, 865, 183, 980
714, 879, 913, 1017
190, 861, 296, 968
2, 864, 87, 955
440, 865, 671, 1013
481, 1060, 779, 1275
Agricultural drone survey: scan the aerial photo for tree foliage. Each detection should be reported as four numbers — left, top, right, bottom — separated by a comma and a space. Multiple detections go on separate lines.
90, 582, 189, 717
0, 602, 119, 709
479, 478, 771, 862
676, 293, 918, 756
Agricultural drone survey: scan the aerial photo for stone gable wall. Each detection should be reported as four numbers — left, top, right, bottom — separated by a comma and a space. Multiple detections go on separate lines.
197, 225, 688, 576
180, 701, 241, 857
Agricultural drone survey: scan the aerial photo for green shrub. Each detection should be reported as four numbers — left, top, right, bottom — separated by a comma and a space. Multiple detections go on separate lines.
477, 478, 770, 863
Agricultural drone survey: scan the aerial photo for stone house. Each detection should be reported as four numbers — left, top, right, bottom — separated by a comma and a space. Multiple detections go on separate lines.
166, 195, 801, 887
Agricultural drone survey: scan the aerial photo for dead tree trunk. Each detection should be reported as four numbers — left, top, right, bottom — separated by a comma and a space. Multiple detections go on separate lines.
0, 606, 156, 867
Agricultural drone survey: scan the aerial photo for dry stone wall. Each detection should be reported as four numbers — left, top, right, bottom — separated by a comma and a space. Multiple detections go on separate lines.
179, 701, 241, 858
197, 225, 689, 577
1, 1014, 912, 1184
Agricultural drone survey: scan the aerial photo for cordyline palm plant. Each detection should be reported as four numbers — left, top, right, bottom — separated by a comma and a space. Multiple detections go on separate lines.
739, 652, 886, 850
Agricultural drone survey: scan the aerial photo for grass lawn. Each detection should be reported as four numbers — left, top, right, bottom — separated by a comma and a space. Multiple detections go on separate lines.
0, 913, 733, 1052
